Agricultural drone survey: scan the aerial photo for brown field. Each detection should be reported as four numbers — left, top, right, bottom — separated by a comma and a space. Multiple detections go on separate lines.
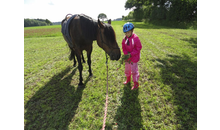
24, 28, 62, 38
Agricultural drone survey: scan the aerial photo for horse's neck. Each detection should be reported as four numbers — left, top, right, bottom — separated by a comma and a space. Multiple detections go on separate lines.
93, 22, 98, 41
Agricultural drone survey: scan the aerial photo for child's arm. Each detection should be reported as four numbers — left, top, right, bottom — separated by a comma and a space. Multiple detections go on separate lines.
130, 37, 142, 56
122, 38, 128, 55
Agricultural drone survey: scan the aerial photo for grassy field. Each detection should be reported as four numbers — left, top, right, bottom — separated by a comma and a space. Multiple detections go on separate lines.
24, 21, 197, 129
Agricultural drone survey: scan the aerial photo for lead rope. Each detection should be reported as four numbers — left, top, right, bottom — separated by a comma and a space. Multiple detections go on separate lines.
101, 53, 109, 130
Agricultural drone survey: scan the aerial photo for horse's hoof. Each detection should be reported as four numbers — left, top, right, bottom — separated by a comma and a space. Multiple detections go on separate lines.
78, 84, 84, 89
89, 74, 93, 78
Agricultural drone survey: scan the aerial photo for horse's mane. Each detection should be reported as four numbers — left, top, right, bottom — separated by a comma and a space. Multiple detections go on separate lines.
79, 14, 98, 40
103, 24, 116, 43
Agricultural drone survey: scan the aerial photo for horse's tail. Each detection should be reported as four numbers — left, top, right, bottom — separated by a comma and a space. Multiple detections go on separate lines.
69, 48, 75, 61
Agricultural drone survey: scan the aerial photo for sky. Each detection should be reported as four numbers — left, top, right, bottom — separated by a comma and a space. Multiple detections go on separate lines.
24, 0, 132, 22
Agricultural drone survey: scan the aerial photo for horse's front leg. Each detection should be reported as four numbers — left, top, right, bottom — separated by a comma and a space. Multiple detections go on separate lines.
87, 46, 93, 77
76, 54, 84, 87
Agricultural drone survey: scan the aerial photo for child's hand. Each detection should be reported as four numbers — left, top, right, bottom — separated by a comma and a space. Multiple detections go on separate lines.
127, 53, 131, 58
117, 54, 131, 70
124, 54, 129, 62
124, 53, 131, 62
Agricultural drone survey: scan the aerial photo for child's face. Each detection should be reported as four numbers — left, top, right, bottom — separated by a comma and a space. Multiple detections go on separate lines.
125, 30, 133, 37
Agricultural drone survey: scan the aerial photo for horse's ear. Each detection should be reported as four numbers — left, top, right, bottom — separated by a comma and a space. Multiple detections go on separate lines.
108, 19, 111, 24
98, 19, 104, 28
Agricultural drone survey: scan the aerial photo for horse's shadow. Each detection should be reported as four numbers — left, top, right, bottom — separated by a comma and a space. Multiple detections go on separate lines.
112, 85, 143, 130
24, 67, 91, 130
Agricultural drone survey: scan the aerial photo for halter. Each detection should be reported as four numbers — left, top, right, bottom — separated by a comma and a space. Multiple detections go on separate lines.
98, 27, 120, 63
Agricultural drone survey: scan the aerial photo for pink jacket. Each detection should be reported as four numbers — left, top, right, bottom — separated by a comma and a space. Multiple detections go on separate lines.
122, 33, 142, 63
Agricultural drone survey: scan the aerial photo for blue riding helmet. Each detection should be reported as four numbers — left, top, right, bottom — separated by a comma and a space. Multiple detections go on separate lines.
123, 22, 134, 33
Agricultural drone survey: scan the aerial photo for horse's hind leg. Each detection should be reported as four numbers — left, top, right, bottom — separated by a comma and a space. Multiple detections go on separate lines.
72, 52, 77, 67
87, 45, 93, 77
81, 51, 86, 63
76, 53, 84, 87
69, 49, 77, 67
73, 56, 77, 67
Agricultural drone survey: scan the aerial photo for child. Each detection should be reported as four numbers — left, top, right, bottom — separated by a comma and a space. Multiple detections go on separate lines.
122, 22, 142, 90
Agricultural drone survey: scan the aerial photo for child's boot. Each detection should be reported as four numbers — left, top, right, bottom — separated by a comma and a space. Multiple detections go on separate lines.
123, 76, 131, 84
131, 82, 139, 90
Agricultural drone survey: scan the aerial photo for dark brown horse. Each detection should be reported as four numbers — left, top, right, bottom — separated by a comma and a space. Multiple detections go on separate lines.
61, 14, 121, 87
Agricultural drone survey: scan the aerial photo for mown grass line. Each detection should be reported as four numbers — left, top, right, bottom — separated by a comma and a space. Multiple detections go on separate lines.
24, 21, 197, 129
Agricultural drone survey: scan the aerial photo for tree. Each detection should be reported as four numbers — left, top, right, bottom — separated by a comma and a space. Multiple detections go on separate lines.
124, 0, 197, 22
24, 18, 52, 27
98, 13, 107, 21
45, 19, 52, 25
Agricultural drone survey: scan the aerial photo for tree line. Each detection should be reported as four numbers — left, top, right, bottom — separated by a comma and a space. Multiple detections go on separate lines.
123, 0, 197, 22
24, 19, 53, 27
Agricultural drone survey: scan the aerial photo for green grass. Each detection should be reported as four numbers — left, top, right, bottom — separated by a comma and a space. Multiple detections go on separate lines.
24, 21, 197, 129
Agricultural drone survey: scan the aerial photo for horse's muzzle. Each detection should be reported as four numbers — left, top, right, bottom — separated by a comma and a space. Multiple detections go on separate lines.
109, 49, 121, 60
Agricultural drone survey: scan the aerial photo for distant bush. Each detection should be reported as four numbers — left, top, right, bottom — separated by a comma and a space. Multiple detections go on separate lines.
24, 19, 52, 27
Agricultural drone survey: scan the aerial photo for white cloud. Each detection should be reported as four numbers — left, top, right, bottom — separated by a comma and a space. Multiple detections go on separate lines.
48, 2, 54, 5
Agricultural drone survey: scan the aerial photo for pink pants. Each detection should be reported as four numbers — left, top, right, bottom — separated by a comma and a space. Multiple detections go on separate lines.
125, 62, 140, 82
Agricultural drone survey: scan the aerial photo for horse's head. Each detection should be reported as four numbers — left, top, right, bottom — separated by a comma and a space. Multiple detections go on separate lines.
97, 19, 121, 61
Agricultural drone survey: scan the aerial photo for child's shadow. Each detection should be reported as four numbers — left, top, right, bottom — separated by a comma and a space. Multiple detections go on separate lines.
113, 85, 143, 130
